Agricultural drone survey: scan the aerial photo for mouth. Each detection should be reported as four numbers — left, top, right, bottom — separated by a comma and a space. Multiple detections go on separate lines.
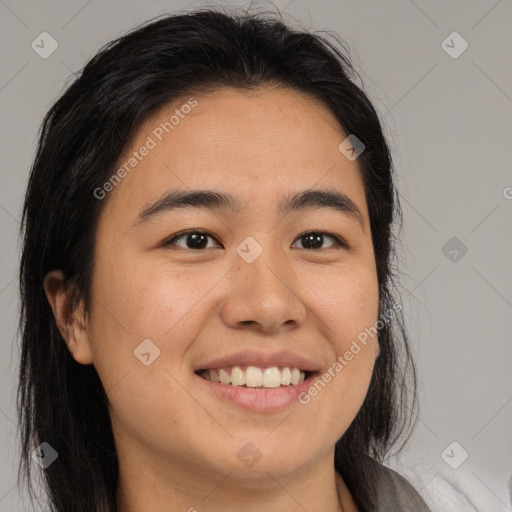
194, 365, 320, 412
195, 365, 315, 389
192, 349, 323, 411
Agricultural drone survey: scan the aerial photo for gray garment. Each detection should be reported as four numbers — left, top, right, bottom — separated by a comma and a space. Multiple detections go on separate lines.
340, 454, 431, 512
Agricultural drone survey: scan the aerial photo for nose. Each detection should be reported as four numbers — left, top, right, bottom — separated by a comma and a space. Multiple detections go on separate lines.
220, 247, 307, 333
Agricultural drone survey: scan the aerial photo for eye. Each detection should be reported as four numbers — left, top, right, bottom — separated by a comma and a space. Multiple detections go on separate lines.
292, 231, 348, 250
162, 230, 221, 250
162, 230, 348, 251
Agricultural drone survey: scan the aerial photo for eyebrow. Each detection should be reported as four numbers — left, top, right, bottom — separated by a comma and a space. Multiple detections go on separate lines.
132, 187, 365, 229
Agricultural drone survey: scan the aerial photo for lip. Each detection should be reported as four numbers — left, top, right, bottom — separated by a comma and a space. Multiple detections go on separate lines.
194, 349, 322, 373
194, 370, 319, 412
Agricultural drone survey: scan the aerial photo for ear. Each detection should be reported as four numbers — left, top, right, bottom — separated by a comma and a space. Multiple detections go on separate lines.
43, 270, 93, 365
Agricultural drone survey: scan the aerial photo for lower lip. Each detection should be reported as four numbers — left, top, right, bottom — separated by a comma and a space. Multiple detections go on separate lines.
194, 372, 318, 412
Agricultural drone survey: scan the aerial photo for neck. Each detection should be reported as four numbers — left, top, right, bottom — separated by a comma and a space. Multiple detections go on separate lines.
115, 446, 357, 512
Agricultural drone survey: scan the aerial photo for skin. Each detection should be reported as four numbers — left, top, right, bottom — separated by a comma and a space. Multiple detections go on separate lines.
44, 86, 381, 512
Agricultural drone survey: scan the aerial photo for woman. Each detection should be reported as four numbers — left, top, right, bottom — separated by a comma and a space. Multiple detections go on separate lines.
17, 6, 430, 511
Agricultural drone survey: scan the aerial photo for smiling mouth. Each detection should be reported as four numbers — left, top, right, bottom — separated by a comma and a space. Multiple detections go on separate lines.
195, 365, 314, 389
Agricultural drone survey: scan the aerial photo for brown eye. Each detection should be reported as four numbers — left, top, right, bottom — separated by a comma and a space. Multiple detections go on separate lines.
292, 231, 348, 250
163, 230, 221, 250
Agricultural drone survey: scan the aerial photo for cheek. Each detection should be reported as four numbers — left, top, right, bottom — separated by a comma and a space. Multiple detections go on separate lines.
87, 249, 231, 388
91, 245, 211, 338
87, 256, 213, 448
302, 263, 380, 350
299, 263, 379, 406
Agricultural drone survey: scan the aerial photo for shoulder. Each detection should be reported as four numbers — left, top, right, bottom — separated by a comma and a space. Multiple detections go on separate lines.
341, 453, 432, 512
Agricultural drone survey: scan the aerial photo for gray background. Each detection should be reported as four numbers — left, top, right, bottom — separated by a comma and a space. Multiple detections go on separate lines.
1, 0, 511, 510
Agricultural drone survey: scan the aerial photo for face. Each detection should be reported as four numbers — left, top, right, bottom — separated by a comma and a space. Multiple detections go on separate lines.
69, 87, 380, 486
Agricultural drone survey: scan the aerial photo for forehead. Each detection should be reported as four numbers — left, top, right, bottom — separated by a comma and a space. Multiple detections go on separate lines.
101, 86, 368, 223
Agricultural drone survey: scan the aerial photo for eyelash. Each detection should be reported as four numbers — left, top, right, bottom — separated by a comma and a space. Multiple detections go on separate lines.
162, 229, 349, 251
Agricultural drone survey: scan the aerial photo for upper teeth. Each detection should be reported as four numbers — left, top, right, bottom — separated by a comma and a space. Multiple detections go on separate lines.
199, 366, 306, 388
